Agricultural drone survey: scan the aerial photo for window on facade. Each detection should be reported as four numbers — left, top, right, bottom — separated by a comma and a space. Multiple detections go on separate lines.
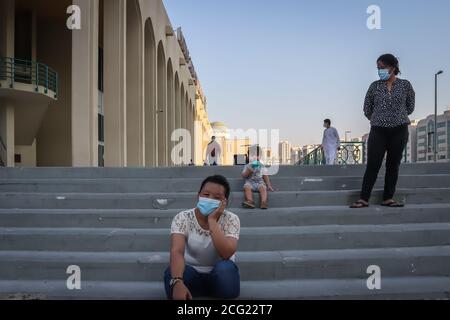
98, 114, 104, 143
98, 47, 104, 92
427, 121, 435, 152
448, 121, 450, 159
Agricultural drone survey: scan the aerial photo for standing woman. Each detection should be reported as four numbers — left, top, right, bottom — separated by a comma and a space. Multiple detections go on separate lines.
351, 54, 415, 208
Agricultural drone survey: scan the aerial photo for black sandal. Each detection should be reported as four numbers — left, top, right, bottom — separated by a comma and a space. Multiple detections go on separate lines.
350, 200, 369, 209
381, 200, 405, 208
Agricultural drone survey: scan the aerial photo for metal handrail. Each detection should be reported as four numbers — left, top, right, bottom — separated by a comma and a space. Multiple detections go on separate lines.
300, 142, 366, 165
0, 56, 58, 99
299, 146, 325, 165
337, 142, 366, 165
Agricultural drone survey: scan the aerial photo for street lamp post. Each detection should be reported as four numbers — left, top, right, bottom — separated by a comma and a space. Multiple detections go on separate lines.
434, 70, 444, 162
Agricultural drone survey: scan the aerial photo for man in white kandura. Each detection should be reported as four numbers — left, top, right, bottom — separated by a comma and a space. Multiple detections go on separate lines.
320, 119, 341, 165
204, 136, 222, 166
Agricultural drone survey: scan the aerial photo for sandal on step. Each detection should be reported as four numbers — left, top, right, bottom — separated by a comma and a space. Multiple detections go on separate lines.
242, 200, 256, 209
350, 200, 369, 209
260, 202, 268, 210
381, 200, 405, 208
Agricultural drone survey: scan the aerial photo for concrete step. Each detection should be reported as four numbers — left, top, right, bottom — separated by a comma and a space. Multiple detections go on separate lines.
1, 188, 449, 209
1, 246, 449, 282
1, 175, 450, 193
0, 277, 449, 300
1, 204, 450, 228
1, 163, 450, 180
2, 223, 450, 252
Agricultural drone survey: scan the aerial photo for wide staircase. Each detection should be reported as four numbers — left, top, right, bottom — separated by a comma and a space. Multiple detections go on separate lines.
0, 164, 450, 300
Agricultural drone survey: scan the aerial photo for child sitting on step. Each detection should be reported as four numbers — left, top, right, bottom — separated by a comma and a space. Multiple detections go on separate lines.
241, 146, 274, 210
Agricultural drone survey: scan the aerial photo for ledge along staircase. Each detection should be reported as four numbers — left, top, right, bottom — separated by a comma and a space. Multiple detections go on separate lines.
0, 164, 450, 299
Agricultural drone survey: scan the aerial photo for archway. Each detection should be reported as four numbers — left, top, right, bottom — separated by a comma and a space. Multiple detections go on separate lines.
144, 18, 156, 166
157, 41, 167, 166
166, 59, 174, 166
126, 0, 144, 166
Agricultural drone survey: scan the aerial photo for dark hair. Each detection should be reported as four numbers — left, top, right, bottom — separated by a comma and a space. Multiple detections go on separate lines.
324, 119, 331, 126
198, 175, 231, 200
377, 54, 401, 75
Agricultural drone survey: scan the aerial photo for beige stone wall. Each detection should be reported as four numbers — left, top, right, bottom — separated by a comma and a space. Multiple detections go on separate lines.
36, 16, 73, 167
1, 0, 204, 167
15, 139, 37, 167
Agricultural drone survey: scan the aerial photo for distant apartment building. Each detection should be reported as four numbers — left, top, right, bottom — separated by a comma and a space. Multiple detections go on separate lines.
359, 115, 446, 165
417, 110, 450, 163
301, 144, 318, 160
291, 146, 302, 165
278, 141, 292, 165
405, 120, 419, 163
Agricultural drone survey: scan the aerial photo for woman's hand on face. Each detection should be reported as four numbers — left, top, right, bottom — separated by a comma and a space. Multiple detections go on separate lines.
208, 199, 227, 222
172, 282, 192, 301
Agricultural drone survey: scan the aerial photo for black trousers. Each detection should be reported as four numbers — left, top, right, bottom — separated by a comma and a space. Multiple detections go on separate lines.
360, 125, 409, 202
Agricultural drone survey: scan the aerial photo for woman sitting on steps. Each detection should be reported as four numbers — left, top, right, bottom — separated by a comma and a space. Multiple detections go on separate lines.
164, 175, 241, 300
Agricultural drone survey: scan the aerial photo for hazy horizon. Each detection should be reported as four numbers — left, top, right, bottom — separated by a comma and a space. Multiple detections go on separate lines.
164, 0, 450, 147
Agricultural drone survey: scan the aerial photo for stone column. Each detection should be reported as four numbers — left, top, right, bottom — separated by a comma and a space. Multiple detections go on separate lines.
0, 0, 15, 167
103, 0, 127, 167
71, 0, 99, 167
0, 101, 14, 167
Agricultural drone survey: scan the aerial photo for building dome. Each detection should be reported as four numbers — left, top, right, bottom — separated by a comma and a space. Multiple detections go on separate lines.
210, 122, 229, 138
211, 122, 227, 129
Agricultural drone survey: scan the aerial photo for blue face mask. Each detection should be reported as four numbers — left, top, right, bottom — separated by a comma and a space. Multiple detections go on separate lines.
378, 69, 391, 81
196, 197, 222, 217
251, 160, 261, 169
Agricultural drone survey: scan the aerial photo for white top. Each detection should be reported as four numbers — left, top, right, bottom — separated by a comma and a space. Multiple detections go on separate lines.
322, 127, 340, 150
170, 208, 240, 273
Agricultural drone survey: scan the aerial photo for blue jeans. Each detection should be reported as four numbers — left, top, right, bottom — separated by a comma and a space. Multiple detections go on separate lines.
164, 260, 240, 300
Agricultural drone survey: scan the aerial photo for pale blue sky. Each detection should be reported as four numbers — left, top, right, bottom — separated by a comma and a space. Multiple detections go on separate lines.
164, 0, 450, 147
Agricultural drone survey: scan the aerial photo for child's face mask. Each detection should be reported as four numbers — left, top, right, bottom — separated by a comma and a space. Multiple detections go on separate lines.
251, 160, 262, 169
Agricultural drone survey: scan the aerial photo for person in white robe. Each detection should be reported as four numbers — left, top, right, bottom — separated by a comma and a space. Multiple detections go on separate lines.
321, 119, 341, 165
204, 136, 222, 166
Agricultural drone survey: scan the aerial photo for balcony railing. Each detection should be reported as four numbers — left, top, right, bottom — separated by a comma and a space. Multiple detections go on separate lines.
300, 142, 366, 165
0, 56, 58, 99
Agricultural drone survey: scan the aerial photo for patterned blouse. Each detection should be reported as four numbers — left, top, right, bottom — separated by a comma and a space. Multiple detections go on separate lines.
364, 78, 415, 128
171, 209, 240, 273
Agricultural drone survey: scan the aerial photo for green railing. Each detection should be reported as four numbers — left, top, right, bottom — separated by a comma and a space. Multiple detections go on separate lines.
0, 57, 58, 99
300, 141, 410, 165
301, 146, 325, 165
300, 142, 366, 165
